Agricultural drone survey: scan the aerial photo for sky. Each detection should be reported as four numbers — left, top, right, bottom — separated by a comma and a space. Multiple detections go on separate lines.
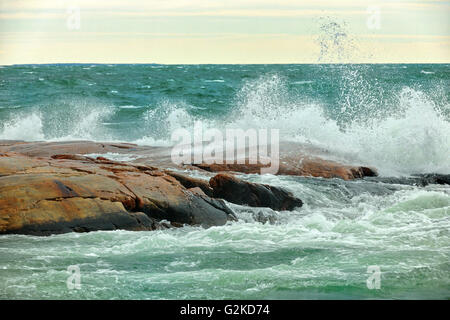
0, 0, 449, 64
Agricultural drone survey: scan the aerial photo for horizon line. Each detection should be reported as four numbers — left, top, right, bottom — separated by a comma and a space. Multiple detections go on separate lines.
2, 62, 449, 67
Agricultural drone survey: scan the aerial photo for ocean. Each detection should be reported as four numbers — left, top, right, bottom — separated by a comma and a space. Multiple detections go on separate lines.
0, 63, 449, 299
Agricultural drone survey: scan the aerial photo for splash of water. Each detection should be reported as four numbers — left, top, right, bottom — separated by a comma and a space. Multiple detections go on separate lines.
128, 73, 450, 175
0, 113, 45, 141
230, 75, 450, 175
316, 17, 358, 63
0, 98, 114, 142
0, 70, 448, 176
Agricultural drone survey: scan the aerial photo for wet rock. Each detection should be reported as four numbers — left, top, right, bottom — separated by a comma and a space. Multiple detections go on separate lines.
209, 173, 303, 211
0, 140, 378, 180
0, 141, 139, 157
194, 158, 377, 180
414, 174, 450, 186
114, 171, 231, 227
252, 210, 278, 225
0, 152, 235, 235
0, 139, 386, 235
364, 174, 450, 187
164, 171, 213, 196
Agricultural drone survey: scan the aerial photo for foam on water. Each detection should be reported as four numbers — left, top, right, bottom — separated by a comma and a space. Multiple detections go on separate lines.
0, 113, 45, 141
0, 178, 448, 299
131, 74, 450, 176
0, 66, 448, 177
0, 98, 114, 142
83, 152, 145, 162
0, 50, 448, 300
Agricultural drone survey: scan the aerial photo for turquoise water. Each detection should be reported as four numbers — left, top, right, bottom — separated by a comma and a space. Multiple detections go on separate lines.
0, 64, 449, 299
0, 64, 449, 175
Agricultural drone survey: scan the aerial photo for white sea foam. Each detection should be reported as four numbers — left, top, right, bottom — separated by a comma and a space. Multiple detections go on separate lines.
204, 79, 225, 83
83, 152, 144, 162
0, 113, 45, 141
0, 74, 448, 176
0, 98, 114, 142
133, 74, 450, 176
118, 105, 145, 109
292, 80, 315, 85
0, 174, 448, 299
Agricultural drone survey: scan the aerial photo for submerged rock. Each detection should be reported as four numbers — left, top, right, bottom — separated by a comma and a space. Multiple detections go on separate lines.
364, 174, 450, 187
414, 174, 450, 186
209, 173, 303, 211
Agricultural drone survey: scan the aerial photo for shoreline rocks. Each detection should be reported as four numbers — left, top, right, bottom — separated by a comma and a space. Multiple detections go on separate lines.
210, 173, 303, 211
1, 140, 447, 236
194, 160, 377, 180
0, 149, 300, 235
0, 152, 235, 235
364, 174, 450, 187
0, 140, 377, 180
0, 139, 382, 236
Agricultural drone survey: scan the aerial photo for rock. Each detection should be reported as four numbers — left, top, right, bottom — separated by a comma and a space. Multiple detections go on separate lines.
128, 212, 177, 231
366, 174, 450, 187
164, 171, 213, 196
112, 170, 230, 227
0, 152, 235, 235
0, 140, 174, 168
0, 140, 378, 180
252, 210, 278, 225
194, 158, 377, 180
414, 174, 450, 186
209, 173, 303, 211
51, 154, 95, 161
0, 141, 139, 157
188, 187, 207, 197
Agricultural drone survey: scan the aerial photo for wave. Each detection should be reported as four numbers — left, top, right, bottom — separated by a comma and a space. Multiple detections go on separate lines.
118, 105, 145, 109
0, 113, 45, 141
132, 74, 450, 176
229, 75, 450, 176
0, 98, 114, 142
0, 74, 448, 176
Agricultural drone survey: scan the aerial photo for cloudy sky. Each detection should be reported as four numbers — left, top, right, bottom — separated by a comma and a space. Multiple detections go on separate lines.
0, 0, 449, 64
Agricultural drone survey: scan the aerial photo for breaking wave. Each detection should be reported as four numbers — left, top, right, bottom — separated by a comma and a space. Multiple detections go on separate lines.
0, 70, 448, 176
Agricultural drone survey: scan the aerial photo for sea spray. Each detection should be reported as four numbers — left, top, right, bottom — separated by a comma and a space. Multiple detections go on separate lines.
0, 112, 45, 141
0, 64, 448, 175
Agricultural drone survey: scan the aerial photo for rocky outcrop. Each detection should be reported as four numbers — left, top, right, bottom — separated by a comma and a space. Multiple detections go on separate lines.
2, 151, 307, 235
365, 174, 450, 187
194, 159, 377, 180
164, 171, 213, 196
209, 173, 303, 211
0, 139, 384, 236
0, 152, 235, 235
164, 170, 304, 211
0, 140, 142, 158
414, 174, 450, 186
0, 140, 377, 180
